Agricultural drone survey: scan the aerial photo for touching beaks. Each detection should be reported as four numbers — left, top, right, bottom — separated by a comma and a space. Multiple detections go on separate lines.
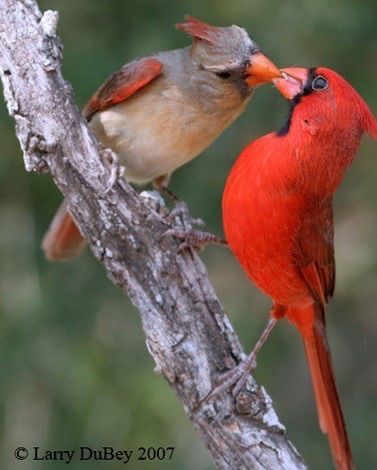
273, 67, 308, 100
244, 52, 281, 87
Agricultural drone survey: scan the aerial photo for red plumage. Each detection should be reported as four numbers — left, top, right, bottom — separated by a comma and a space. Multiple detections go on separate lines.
223, 67, 376, 469
42, 200, 86, 260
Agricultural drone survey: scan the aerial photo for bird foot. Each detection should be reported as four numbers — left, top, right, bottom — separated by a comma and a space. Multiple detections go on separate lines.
103, 149, 125, 193
167, 200, 204, 229
202, 318, 277, 403
152, 176, 181, 203
200, 318, 277, 405
165, 228, 227, 253
159, 186, 180, 202
203, 357, 257, 403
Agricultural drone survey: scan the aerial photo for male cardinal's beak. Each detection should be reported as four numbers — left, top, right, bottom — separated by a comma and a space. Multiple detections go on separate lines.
273, 67, 308, 100
244, 52, 281, 87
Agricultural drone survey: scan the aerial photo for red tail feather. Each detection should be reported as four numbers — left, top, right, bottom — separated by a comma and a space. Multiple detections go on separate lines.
299, 304, 354, 470
42, 201, 86, 261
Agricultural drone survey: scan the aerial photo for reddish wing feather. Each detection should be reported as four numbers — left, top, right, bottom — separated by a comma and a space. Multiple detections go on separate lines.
83, 57, 163, 120
293, 199, 351, 468
295, 201, 335, 303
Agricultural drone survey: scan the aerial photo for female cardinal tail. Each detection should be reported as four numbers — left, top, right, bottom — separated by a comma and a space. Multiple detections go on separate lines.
42, 200, 86, 261
301, 304, 354, 470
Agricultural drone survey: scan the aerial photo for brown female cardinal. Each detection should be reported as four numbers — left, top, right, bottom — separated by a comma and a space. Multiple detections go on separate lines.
42, 16, 280, 260
216, 67, 376, 469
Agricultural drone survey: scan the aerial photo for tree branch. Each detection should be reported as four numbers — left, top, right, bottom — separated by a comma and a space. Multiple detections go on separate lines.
0, 1, 306, 468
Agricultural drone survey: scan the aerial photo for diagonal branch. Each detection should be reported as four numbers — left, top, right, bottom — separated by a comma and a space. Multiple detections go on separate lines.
0, 1, 306, 468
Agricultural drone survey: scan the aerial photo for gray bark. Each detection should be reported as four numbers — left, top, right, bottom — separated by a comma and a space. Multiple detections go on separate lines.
0, 1, 306, 468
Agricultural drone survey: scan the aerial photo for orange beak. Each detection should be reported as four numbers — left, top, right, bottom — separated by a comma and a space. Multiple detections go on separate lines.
273, 67, 308, 100
244, 52, 281, 87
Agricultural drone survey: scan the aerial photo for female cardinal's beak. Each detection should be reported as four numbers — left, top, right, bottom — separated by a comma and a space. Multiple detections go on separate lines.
244, 52, 281, 87
273, 67, 308, 100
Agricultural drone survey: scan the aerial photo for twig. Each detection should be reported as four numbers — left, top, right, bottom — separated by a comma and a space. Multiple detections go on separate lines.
0, 1, 306, 468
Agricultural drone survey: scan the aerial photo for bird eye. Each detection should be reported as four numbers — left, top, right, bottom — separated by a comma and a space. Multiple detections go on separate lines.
215, 71, 231, 79
312, 76, 328, 91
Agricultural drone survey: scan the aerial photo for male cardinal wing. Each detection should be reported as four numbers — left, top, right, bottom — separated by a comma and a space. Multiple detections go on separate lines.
295, 201, 335, 304
43, 58, 163, 261
83, 57, 163, 120
293, 203, 353, 469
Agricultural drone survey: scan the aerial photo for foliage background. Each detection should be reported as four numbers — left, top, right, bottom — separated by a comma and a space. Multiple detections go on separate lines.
0, 1, 376, 468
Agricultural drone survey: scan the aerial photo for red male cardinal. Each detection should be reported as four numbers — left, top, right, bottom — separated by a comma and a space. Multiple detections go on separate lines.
219, 67, 376, 469
42, 16, 280, 260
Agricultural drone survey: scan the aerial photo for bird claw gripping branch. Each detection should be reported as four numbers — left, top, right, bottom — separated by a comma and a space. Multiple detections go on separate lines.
164, 228, 227, 254
220, 66, 376, 470
42, 16, 280, 261
166, 200, 204, 229
102, 149, 125, 194
203, 318, 277, 403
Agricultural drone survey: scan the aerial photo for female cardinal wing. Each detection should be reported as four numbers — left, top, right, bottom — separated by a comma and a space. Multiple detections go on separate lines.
43, 58, 163, 260
295, 201, 335, 304
83, 57, 163, 120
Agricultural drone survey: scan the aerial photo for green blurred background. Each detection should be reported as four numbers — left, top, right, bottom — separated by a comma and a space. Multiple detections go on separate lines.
0, 1, 376, 468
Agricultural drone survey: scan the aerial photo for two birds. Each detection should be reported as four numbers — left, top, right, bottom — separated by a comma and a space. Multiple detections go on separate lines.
42, 16, 376, 470
43, 16, 280, 259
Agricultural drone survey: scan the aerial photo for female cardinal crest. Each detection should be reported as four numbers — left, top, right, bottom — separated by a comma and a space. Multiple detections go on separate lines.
42, 16, 280, 261
176, 15, 220, 43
